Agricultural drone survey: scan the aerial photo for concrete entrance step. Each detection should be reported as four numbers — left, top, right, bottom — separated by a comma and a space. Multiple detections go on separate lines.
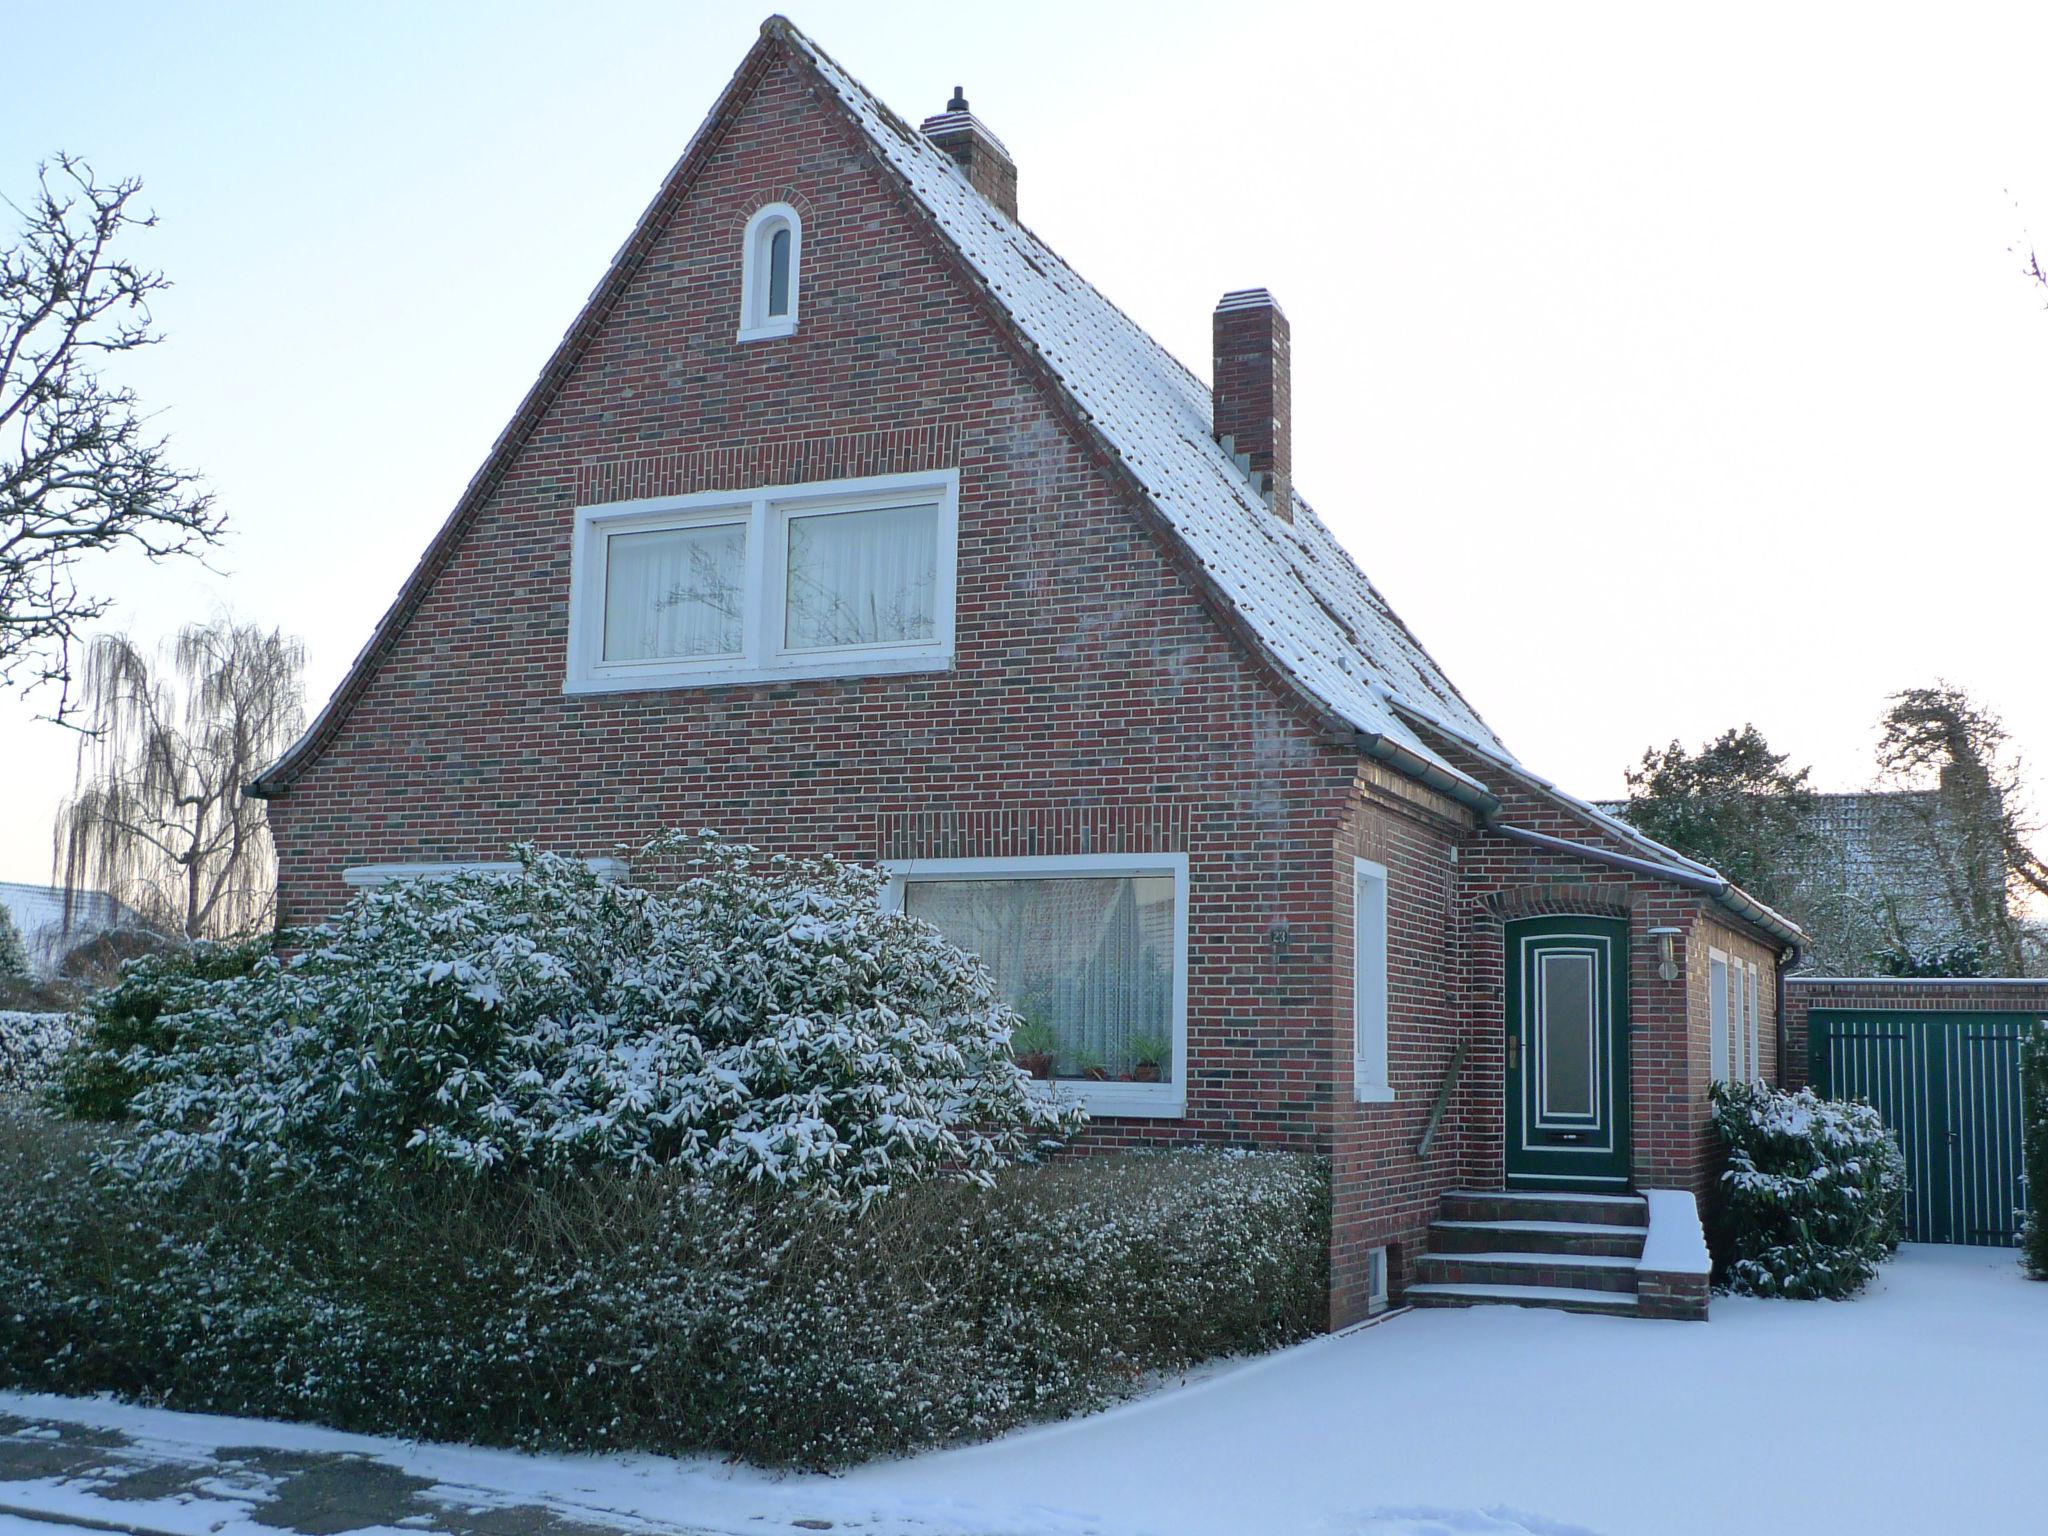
1407, 1281, 1640, 1314
1428, 1217, 1648, 1258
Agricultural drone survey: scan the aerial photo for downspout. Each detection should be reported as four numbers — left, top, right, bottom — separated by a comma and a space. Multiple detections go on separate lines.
1774, 941, 1800, 1086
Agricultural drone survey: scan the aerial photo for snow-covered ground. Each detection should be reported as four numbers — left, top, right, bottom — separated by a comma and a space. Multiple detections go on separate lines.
2, 1244, 2039, 1536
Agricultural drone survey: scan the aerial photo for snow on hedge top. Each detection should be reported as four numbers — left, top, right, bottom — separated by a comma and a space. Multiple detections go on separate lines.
787, 25, 1511, 785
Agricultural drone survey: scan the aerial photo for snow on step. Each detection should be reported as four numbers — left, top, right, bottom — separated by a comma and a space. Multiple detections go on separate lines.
1432, 1218, 1649, 1237
1407, 1282, 1639, 1310
1447, 1189, 1645, 1206
1442, 1251, 1639, 1269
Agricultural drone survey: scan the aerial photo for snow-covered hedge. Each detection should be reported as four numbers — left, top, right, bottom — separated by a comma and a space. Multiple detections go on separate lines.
0, 1012, 74, 1096
0, 1111, 1328, 1467
62, 834, 1081, 1204
1709, 1080, 1906, 1299
2023, 1022, 2047, 1281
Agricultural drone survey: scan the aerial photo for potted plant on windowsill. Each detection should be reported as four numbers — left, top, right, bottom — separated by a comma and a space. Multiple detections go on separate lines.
1127, 1032, 1170, 1084
1010, 1019, 1059, 1081
1074, 1047, 1112, 1082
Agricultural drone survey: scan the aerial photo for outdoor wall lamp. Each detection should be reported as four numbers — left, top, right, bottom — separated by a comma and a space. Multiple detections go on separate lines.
1647, 925, 1682, 983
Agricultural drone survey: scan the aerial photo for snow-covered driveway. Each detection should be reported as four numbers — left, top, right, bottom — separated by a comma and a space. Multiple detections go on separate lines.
2, 1245, 2040, 1536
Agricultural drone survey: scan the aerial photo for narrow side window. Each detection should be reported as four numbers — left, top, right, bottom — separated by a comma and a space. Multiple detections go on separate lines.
1354, 858, 1391, 1101
740, 203, 801, 340
1709, 950, 1730, 1082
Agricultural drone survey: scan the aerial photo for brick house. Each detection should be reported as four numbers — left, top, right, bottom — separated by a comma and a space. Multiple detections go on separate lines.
251, 17, 1802, 1324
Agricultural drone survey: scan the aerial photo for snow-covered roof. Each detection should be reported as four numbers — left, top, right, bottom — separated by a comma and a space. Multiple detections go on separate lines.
783, 23, 1510, 791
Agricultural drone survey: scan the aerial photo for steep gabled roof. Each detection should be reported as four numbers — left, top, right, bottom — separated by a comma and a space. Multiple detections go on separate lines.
253, 16, 1515, 801
784, 24, 1514, 788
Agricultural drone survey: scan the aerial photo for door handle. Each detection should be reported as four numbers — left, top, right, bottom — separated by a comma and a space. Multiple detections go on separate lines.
1506, 1036, 1520, 1070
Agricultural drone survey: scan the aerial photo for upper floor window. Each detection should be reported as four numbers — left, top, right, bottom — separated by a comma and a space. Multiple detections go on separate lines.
565, 469, 958, 694
738, 203, 801, 341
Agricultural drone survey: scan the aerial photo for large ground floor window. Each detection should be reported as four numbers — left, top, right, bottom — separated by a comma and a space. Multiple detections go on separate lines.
884, 852, 1189, 1117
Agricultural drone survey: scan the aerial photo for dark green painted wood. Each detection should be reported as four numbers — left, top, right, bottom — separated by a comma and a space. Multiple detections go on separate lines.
1504, 916, 1631, 1190
1808, 1009, 2038, 1246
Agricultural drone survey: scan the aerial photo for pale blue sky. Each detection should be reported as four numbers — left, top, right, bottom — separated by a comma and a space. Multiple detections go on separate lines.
5, 1, 2048, 882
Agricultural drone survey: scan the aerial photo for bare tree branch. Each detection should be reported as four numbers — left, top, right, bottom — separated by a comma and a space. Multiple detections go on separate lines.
0, 154, 226, 718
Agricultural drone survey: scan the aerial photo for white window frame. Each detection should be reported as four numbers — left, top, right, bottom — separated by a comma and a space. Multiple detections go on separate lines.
737, 202, 801, 341
565, 468, 958, 695
881, 851, 1189, 1120
1708, 947, 1730, 1083
1352, 858, 1393, 1103
1746, 961, 1763, 1082
1736, 950, 1753, 1081
342, 857, 628, 888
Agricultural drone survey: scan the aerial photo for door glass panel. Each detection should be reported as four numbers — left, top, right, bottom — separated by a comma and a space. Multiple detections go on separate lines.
1538, 950, 1596, 1119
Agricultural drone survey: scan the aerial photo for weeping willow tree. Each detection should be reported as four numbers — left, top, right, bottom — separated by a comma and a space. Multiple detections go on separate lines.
54, 619, 305, 940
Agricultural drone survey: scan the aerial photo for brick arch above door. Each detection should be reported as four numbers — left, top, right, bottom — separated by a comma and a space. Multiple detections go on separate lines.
1481, 883, 1638, 925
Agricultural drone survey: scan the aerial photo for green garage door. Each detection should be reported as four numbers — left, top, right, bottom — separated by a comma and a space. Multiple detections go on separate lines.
1809, 1010, 2038, 1246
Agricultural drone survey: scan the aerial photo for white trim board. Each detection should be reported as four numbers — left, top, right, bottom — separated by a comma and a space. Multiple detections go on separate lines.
343, 857, 629, 887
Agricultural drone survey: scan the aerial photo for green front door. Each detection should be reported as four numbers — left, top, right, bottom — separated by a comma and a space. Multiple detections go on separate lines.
1504, 916, 1632, 1190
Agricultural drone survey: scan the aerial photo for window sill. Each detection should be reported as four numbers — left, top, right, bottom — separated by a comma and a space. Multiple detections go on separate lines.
1354, 1084, 1397, 1105
736, 319, 796, 343
564, 650, 952, 696
343, 857, 629, 887
1044, 1081, 1185, 1120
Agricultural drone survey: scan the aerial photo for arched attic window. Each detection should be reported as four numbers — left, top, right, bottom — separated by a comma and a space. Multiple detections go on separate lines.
738, 203, 801, 341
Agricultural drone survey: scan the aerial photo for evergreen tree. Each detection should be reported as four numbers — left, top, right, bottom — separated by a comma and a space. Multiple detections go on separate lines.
1623, 725, 1816, 907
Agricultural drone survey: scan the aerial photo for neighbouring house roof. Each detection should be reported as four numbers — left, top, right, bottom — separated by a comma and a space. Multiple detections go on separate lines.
1804, 789, 1961, 941
0, 881, 140, 981
243, 17, 1801, 951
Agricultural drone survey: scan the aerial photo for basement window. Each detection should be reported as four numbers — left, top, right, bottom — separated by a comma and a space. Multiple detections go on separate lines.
738, 203, 801, 341
883, 853, 1189, 1119
1367, 1246, 1390, 1316
565, 469, 958, 693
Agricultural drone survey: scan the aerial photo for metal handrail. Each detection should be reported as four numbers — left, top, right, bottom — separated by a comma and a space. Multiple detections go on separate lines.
1415, 1039, 1467, 1160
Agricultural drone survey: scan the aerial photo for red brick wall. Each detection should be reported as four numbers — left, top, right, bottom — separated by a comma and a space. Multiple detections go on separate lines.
264, 38, 1789, 1332
267, 48, 1366, 1155
1327, 762, 1475, 1323
1782, 976, 2048, 1089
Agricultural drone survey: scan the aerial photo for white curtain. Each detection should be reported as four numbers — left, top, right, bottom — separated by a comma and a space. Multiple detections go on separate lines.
905, 875, 1174, 1080
604, 523, 745, 662
785, 503, 936, 649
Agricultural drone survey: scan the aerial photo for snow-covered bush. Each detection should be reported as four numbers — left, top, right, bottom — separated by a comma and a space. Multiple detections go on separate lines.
2022, 1021, 2047, 1281
1710, 1080, 1906, 1299
54, 936, 272, 1120
0, 1108, 1328, 1467
0, 1012, 74, 1097
70, 834, 1080, 1204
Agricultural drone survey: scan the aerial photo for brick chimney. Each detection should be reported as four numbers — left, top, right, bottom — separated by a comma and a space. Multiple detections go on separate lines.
920, 88, 1018, 221
1212, 289, 1292, 519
